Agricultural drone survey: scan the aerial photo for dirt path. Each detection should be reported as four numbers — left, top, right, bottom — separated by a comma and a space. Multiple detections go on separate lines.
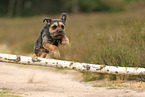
0, 62, 145, 97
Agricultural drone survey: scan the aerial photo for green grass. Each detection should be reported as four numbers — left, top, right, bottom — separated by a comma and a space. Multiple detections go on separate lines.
93, 83, 113, 87
0, 94, 20, 97
93, 81, 145, 92
0, 88, 21, 97
0, 9, 144, 68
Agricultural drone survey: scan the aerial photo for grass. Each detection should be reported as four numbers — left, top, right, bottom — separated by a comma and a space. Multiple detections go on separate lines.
0, 7, 144, 82
0, 6, 144, 93
93, 81, 145, 92
0, 94, 20, 97
0, 88, 21, 97
0, 10, 144, 67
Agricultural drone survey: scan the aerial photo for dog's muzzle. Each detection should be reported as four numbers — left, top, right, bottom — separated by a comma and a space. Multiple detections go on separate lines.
52, 30, 65, 39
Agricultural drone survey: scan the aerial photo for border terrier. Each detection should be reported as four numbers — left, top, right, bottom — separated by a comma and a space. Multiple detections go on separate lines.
33, 13, 69, 58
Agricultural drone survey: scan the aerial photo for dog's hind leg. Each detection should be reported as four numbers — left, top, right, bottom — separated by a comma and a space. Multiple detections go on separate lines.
32, 49, 43, 61
33, 53, 37, 57
41, 53, 47, 58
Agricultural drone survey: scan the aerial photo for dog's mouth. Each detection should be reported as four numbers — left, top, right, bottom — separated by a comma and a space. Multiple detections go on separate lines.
53, 34, 64, 39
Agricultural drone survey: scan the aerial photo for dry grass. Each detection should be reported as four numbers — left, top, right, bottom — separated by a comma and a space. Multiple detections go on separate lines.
0, 9, 144, 68
62, 10, 145, 67
93, 80, 145, 92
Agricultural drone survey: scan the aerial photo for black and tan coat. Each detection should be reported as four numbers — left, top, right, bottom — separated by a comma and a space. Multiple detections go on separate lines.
33, 13, 69, 58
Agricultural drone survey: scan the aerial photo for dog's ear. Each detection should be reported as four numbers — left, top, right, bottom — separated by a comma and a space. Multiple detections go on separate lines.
43, 17, 51, 24
61, 13, 67, 24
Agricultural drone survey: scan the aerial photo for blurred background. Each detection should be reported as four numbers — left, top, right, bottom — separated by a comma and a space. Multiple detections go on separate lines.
0, 0, 145, 67
0, 0, 145, 16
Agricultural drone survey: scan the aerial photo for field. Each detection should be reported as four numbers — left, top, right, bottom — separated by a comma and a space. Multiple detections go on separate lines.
0, 2, 145, 97
0, 9, 145, 68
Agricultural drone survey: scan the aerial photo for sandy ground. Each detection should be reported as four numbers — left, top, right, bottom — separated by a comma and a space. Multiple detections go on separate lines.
0, 62, 145, 97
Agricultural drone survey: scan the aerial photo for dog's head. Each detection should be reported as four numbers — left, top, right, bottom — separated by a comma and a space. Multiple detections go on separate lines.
43, 13, 67, 39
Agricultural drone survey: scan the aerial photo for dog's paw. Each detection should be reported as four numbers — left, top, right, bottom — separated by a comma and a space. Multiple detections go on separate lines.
32, 57, 40, 62
54, 51, 60, 59
62, 37, 69, 45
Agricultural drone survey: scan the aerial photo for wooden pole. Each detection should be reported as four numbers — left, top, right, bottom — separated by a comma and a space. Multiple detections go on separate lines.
0, 53, 145, 75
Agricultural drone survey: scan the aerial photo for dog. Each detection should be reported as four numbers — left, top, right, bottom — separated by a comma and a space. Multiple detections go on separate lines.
33, 13, 69, 58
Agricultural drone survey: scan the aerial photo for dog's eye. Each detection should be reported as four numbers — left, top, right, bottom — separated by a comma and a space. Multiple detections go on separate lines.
61, 25, 64, 29
52, 25, 57, 30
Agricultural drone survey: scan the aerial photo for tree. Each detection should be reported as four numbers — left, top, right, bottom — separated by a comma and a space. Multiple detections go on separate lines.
16, 0, 22, 16
8, 0, 15, 17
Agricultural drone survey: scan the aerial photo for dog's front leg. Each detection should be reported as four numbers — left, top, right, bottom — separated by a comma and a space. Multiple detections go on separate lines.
61, 36, 69, 45
43, 43, 60, 58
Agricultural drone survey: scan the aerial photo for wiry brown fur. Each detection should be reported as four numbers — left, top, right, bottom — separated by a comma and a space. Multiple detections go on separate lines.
33, 13, 69, 58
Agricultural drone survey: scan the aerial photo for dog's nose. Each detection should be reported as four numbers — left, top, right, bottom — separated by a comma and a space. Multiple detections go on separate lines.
58, 30, 63, 33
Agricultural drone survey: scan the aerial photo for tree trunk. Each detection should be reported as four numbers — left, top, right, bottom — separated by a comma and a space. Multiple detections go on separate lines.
72, 0, 79, 13
0, 53, 145, 75
8, 0, 15, 17
16, 0, 22, 16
